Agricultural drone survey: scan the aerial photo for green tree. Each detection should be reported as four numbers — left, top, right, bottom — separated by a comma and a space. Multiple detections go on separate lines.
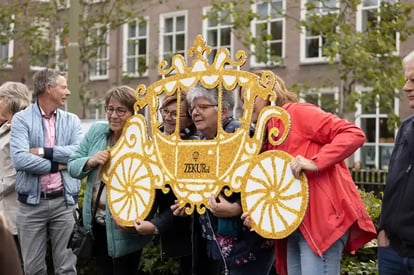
0, 0, 150, 118
208, 0, 414, 127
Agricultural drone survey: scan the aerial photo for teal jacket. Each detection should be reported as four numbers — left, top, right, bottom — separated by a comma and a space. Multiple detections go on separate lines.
68, 121, 151, 258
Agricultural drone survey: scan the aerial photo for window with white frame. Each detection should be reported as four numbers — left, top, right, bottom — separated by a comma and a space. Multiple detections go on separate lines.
55, 31, 68, 72
203, 7, 232, 64
160, 11, 187, 66
356, 89, 397, 170
0, 16, 14, 67
300, 88, 338, 114
89, 25, 109, 80
357, 0, 398, 52
301, 0, 338, 62
251, 0, 285, 66
123, 18, 148, 77
30, 18, 50, 70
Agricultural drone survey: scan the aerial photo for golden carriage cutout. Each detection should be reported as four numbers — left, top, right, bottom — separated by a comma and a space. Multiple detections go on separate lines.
101, 35, 308, 239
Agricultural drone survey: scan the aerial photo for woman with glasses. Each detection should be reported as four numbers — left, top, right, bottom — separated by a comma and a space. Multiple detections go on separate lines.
158, 91, 199, 138
241, 71, 376, 275
172, 85, 274, 275
68, 86, 152, 275
133, 92, 204, 274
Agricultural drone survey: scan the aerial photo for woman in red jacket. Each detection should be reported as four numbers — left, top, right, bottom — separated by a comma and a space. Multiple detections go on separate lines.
242, 71, 376, 275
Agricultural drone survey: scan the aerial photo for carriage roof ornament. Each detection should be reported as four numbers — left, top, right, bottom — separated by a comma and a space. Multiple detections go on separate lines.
101, 35, 308, 239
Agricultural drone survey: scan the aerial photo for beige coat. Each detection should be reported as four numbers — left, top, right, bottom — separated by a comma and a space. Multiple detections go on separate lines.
0, 123, 18, 235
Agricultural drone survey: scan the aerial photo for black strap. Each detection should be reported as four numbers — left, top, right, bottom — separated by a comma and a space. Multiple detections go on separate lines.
92, 182, 105, 220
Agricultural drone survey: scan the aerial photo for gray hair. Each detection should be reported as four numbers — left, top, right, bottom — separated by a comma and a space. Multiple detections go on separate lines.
32, 68, 65, 98
403, 50, 414, 69
0, 82, 32, 115
186, 85, 234, 113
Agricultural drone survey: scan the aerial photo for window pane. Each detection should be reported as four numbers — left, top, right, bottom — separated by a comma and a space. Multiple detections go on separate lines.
176, 16, 185, 31
139, 21, 147, 36
363, 0, 378, 6
270, 42, 282, 57
127, 57, 135, 73
361, 117, 376, 142
379, 118, 394, 142
221, 9, 231, 25
138, 39, 146, 55
176, 34, 185, 51
271, 21, 282, 40
304, 94, 318, 105
361, 93, 376, 114
163, 35, 172, 52
361, 145, 376, 168
257, 3, 268, 20
127, 41, 135, 55
306, 38, 319, 58
220, 28, 231, 46
165, 18, 173, 33
207, 30, 218, 46
128, 21, 136, 38
270, 1, 283, 18
256, 23, 267, 40
0, 44, 8, 60
320, 93, 336, 113
380, 145, 393, 170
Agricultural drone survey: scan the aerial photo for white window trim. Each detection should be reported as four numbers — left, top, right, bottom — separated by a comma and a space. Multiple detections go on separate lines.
30, 18, 50, 71
299, 87, 339, 112
356, 0, 400, 56
89, 24, 109, 81
122, 16, 149, 78
0, 14, 14, 69
159, 10, 188, 65
202, 6, 233, 63
250, 0, 286, 67
299, 0, 339, 64
354, 86, 399, 168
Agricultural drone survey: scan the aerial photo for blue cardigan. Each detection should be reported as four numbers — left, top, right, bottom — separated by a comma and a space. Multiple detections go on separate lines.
68, 121, 151, 258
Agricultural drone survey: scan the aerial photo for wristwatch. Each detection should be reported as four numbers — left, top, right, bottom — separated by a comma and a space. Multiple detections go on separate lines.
38, 147, 44, 157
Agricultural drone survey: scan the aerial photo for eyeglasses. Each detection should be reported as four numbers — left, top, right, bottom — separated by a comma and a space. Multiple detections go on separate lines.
160, 108, 188, 120
105, 106, 129, 117
189, 104, 217, 115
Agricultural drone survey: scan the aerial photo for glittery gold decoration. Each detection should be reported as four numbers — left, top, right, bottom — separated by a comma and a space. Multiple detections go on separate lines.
101, 35, 308, 239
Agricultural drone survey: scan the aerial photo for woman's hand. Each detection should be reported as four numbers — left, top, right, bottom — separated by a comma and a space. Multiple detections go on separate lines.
290, 155, 318, 179
241, 212, 253, 229
170, 200, 188, 217
208, 194, 242, 218
112, 216, 136, 233
134, 220, 158, 235
85, 150, 110, 170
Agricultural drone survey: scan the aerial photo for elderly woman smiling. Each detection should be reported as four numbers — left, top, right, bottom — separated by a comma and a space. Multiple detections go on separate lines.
181, 85, 275, 275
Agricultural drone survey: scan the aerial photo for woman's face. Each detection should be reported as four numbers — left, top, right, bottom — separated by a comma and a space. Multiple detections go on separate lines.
160, 101, 192, 134
240, 89, 269, 124
0, 99, 12, 124
189, 97, 218, 139
106, 98, 132, 135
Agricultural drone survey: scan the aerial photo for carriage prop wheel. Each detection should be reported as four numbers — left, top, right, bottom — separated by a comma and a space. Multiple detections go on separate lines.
106, 152, 155, 227
241, 150, 308, 239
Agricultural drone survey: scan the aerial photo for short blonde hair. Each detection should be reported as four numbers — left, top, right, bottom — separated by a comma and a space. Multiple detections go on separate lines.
0, 81, 32, 115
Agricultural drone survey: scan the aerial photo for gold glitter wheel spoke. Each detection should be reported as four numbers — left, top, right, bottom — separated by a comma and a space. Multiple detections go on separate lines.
241, 150, 308, 239
106, 152, 154, 227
